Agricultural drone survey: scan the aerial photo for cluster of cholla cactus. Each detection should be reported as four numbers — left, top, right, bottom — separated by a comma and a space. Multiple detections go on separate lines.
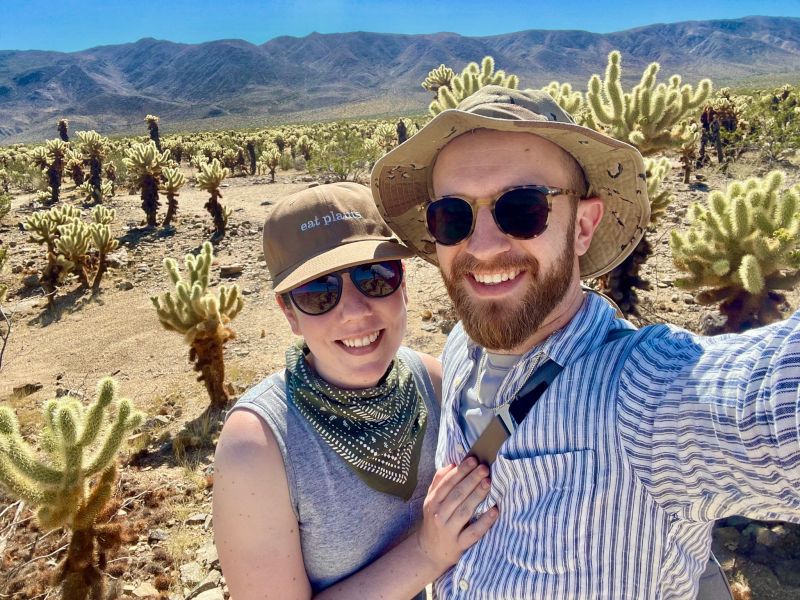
256, 146, 282, 183
428, 56, 519, 115
0, 378, 143, 600
671, 171, 800, 332
31, 139, 69, 204
23, 204, 118, 299
542, 81, 585, 116
196, 158, 231, 240
151, 242, 243, 409
123, 141, 173, 227
422, 64, 455, 98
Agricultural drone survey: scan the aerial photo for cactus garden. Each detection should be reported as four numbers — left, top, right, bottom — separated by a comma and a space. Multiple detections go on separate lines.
0, 46, 798, 600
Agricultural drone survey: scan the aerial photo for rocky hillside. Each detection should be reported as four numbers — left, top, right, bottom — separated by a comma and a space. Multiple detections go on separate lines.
2, 16, 800, 142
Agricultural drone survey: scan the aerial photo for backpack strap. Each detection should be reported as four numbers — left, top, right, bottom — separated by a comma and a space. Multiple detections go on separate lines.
508, 327, 635, 426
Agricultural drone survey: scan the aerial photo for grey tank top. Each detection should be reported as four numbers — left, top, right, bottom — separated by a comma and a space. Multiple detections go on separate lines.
227, 347, 439, 598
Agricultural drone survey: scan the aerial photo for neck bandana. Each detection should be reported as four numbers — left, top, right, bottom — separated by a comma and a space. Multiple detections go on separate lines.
285, 343, 428, 500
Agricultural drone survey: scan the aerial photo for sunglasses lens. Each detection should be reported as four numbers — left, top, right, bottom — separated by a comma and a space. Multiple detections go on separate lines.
290, 274, 341, 315
426, 197, 474, 245
351, 260, 403, 297
495, 187, 550, 239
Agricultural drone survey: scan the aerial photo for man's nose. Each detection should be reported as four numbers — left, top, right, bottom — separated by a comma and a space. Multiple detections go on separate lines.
465, 207, 512, 261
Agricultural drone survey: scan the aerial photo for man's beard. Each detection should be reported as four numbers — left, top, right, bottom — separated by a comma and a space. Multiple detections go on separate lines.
441, 234, 575, 351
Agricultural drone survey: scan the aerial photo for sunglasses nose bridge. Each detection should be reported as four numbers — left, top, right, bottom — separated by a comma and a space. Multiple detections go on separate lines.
466, 203, 513, 257
338, 275, 374, 318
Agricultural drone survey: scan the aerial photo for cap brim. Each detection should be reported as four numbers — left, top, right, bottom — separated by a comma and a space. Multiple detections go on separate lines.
371, 109, 650, 279
272, 239, 414, 294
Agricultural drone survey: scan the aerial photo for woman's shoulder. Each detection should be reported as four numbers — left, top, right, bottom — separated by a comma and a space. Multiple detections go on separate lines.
399, 347, 442, 406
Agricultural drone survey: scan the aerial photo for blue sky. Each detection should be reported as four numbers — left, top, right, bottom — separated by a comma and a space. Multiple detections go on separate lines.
1, 0, 799, 52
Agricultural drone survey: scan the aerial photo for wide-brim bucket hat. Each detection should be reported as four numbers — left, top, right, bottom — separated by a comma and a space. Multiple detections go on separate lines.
370, 86, 650, 279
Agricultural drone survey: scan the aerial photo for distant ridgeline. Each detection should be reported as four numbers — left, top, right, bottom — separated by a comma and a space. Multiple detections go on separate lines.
1, 15, 800, 142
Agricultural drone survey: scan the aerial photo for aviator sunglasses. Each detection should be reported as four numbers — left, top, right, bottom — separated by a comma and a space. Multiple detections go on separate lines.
425, 185, 583, 246
288, 260, 403, 316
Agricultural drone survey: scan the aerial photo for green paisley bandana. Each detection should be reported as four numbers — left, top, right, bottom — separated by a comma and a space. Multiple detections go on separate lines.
285, 343, 428, 500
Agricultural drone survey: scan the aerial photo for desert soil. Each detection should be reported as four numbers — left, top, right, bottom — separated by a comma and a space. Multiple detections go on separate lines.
0, 157, 799, 599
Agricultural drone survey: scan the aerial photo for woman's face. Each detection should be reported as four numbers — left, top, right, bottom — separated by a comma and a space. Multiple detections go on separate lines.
278, 264, 409, 389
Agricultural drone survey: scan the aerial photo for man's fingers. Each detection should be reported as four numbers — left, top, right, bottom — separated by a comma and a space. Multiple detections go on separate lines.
458, 506, 499, 549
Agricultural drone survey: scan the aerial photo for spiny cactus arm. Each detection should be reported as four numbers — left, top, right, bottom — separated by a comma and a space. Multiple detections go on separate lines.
739, 254, 765, 294
74, 464, 117, 529
23, 213, 58, 246
55, 221, 92, 260
0, 407, 63, 485
218, 285, 244, 318
91, 206, 115, 225
90, 223, 118, 255
151, 293, 194, 333
76, 378, 116, 448
57, 405, 83, 483
84, 400, 143, 477
0, 452, 50, 506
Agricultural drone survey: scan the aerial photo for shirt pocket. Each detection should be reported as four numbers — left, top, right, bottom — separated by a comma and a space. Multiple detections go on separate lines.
491, 449, 596, 575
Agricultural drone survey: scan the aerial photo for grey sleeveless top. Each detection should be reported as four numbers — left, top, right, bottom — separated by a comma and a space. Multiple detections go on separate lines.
227, 346, 439, 598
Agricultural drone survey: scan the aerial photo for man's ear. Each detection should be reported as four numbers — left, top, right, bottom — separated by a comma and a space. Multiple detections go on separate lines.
276, 293, 302, 336
574, 197, 604, 257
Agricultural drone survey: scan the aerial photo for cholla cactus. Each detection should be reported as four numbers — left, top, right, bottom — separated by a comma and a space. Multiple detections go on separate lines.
145, 114, 162, 151
296, 135, 314, 161
542, 81, 585, 116
123, 142, 171, 227
245, 138, 257, 175
76, 180, 114, 204
160, 167, 186, 228
256, 147, 281, 183
65, 149, 86, 186
645, 157, 675, 225
89, 206, 118, 292
0, 245, 7, 303
0, 191, 9, 221
585, 50, 711, 155
57, 118, 69, 142
429, 56, 519, 115
422, 64, 455, 98
24, 205, 82, 298
76, 131, 109, 205
151, 242, 244, 408
373, 122, 397, 151
671, 171, 800, 332
196, 158, 230, 240
36, 139, 69, 204
0, 378, 143, 600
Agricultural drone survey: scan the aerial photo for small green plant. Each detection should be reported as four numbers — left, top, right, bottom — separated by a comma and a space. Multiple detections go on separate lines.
671, 170, 800, 332
151, 242, 244, 409
309, 127, 375, 182
0, 377, 144, 600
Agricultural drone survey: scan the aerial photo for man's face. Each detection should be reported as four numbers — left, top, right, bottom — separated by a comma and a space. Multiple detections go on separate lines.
432, 129, 591, 352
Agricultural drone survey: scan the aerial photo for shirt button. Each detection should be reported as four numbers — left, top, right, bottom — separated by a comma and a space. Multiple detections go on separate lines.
459, 579, 469, 591
456, 443, 465, 453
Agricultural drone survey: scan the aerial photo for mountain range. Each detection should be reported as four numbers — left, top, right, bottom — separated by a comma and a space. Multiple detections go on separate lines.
2, 15, 800, 143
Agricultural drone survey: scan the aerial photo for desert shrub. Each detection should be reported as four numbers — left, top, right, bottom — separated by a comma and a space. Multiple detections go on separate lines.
308, 127, 376, 182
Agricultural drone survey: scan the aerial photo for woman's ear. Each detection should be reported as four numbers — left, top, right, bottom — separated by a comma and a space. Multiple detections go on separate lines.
276, 293, 302, 336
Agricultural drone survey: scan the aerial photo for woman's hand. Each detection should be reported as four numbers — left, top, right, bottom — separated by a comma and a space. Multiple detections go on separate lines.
414, 457, 499, 573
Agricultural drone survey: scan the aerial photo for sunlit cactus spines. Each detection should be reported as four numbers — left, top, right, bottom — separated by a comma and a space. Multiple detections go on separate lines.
542, 81, 585, 117
145, 114, 162, 152
151, 242, 244, 409
36, 139, 69, 204
670, 170, 800, 332
65, 148, 85, 186
124, 142, 171, 227
296, 134, 314, 161
429, 56, 519, 115
57, 118, 69, 142
160, 166, 186, 228
645, 157, 675, 225
89, 206, 118, 292
0, 377, 143, 600
196, 158, 230, 240
585, 50, 712, 155
55, 218, 93, 288
422, 64, 455, 98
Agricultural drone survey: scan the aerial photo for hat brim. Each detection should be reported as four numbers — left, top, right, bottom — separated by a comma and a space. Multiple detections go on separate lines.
371, 109, 650, 279
272, 238, 414, 294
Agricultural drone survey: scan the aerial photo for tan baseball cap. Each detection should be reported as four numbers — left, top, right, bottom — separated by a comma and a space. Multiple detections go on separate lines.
371, 85, 650, 279
263, 182, 414, 294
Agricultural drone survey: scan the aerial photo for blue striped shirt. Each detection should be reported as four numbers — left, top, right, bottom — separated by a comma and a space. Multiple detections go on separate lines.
435, 292, 800, 599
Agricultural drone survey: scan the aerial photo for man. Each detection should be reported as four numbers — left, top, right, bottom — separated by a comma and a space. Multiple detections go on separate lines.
371, 86, 800, 599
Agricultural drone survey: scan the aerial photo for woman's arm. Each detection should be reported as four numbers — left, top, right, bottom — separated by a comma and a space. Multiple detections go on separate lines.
214, 409, 495, 600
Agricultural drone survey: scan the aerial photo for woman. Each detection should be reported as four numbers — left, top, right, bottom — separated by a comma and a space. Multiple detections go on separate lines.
213, 182, 497, 599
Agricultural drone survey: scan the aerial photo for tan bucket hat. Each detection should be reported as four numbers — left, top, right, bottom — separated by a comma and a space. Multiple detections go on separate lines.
263, 182, 413, 294
371, 85, 650, 279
